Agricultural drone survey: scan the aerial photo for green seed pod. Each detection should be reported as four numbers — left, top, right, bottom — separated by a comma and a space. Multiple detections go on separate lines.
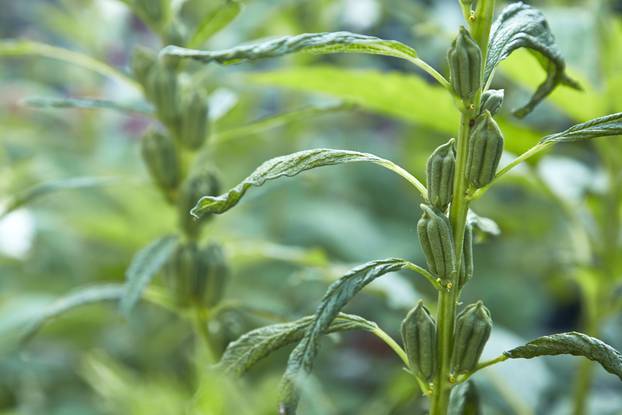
147, 63, 180, 128
426, 139, 456, 212
479, 89, 504, 116
401, 300, 437, 382
451, 301, 492, 375
200, 243, 229, 307
167, 241, 205, 307
179, 92, 209, 150
466, 111, 504, 188
448, 26, 482, 102
417, 204, 456, 280
131, 46, 156, 95
458, 223, 474, 289
140, 131, 180, 195
178, 170, 221, 238
135, 0, 168, 27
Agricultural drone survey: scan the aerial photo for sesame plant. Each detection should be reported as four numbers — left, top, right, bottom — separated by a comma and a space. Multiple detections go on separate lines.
161, 0, 622, 413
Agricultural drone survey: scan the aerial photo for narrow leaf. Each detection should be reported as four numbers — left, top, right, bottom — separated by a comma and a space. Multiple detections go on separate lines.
161, 31, 418, 65
504, 331, 622, 381
279, 258, 413, 414
0, 40, 137, 88
219, 313, 377, 376
191, 148, 426, 218
1, 176, 119, 218
120, 235, 178, 315
22, 284, 126, 342
541, 112, 622, 143
23, 97, 153, 115
486, 2, 580, 117
449, 381, 481, 415
188, 1, 241, 48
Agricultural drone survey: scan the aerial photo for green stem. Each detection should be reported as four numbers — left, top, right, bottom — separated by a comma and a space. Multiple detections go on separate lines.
194, 306, 219, 364
404, 262, 442, 290
471, 0, 496, 61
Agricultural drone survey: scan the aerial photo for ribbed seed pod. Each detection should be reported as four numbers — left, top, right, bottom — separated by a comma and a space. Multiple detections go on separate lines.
466, 111, 504, 188
427, 139, 456, 211
140, 131, 180, 195
178, 170, 221, 237
166, 241, 206, 307
401, 300, 437, 382
148, 64, 180, 128
200, 243, 229, 307
448, 26, 482, 102
179, 92, 209, 150
458, 223, 474, 289
451, 301, 492, 375
131, 46, 156, 96
417, 204, 456, 280
479, 89, 504, 116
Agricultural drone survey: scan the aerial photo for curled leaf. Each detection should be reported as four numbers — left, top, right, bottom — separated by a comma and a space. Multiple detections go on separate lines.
486, 2, 580, 117
504, 331, 622, 381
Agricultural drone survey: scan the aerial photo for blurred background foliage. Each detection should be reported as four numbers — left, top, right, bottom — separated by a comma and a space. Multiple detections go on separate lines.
0, 0, 621, 414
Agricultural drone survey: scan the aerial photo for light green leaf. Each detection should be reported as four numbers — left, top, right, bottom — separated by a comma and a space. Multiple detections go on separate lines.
449, 381, 481, 415
0, 40, 137, 88
22, 284, 126, 342
504, 331, 622, 381
1, 176, 119, 219
23, 97, 153, 115
279, 258, 413, 414
120, 235, 178, 315
187, 1, 241, 48
541, 112, 622, 143
218, 313, 377, 376
191, 148, 426, 218
486, 3, 580, 117
467, 210, 501, 238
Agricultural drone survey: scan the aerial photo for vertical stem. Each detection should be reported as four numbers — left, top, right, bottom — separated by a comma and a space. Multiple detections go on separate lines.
471, 0, 496, 62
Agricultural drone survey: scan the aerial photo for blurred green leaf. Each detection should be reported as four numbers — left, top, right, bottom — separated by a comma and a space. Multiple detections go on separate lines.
187, 1, 242, 48
541, 112, 622, 143
448, 381, 481, 415
23, 96, 153, 115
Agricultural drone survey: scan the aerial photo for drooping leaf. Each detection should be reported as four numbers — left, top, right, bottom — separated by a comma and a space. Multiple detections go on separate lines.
504, 332, 622, 381
219, 313, 377, 376
279, 258, 413, 414
119, 235, 178, 315
1, 176, 119, 218
23, 97, 153, 115
467, 210, 501, 238
187, 0, 241, 48
22, 284, 126, 342
0, 40, 137, 88
161, 31, 419, 66
486, 2, 580, 117
541, 112, 622, 143
191, 149, 426, 218
449, 381, 481, 415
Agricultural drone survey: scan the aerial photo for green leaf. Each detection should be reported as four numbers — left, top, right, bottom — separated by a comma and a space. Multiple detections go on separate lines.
541, 112, 622, 143
1, 176, 119, 219
504, 331, 622, 381
449, 381, 481, 415
0, 40, 137, 88
191, 148, 426, 218
279, 258, 413, 414
187, 1, 241, 48
22, 284, 126, 342
218, 313, 377, 376
486, 3, 580, 117
248, 66, 541, 154
119, 235, 178, 316
23, 97, 153, 115
161, 31, 419, 65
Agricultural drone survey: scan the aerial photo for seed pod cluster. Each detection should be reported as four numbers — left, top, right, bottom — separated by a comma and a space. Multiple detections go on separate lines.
466, 111, 504, 188
479, 89, 504, 116
448, 26, 482, 103
427, 139, 456, 212
180, 92, 209, 150
401, 301, 437, 382
148, 63, 181, 129
417, 204, 456, 280
178, 169, 221, 237
141, 130, 180, 196
451, 301, 492, 375
458, 223, 474, 289
167, 241, 229, 307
